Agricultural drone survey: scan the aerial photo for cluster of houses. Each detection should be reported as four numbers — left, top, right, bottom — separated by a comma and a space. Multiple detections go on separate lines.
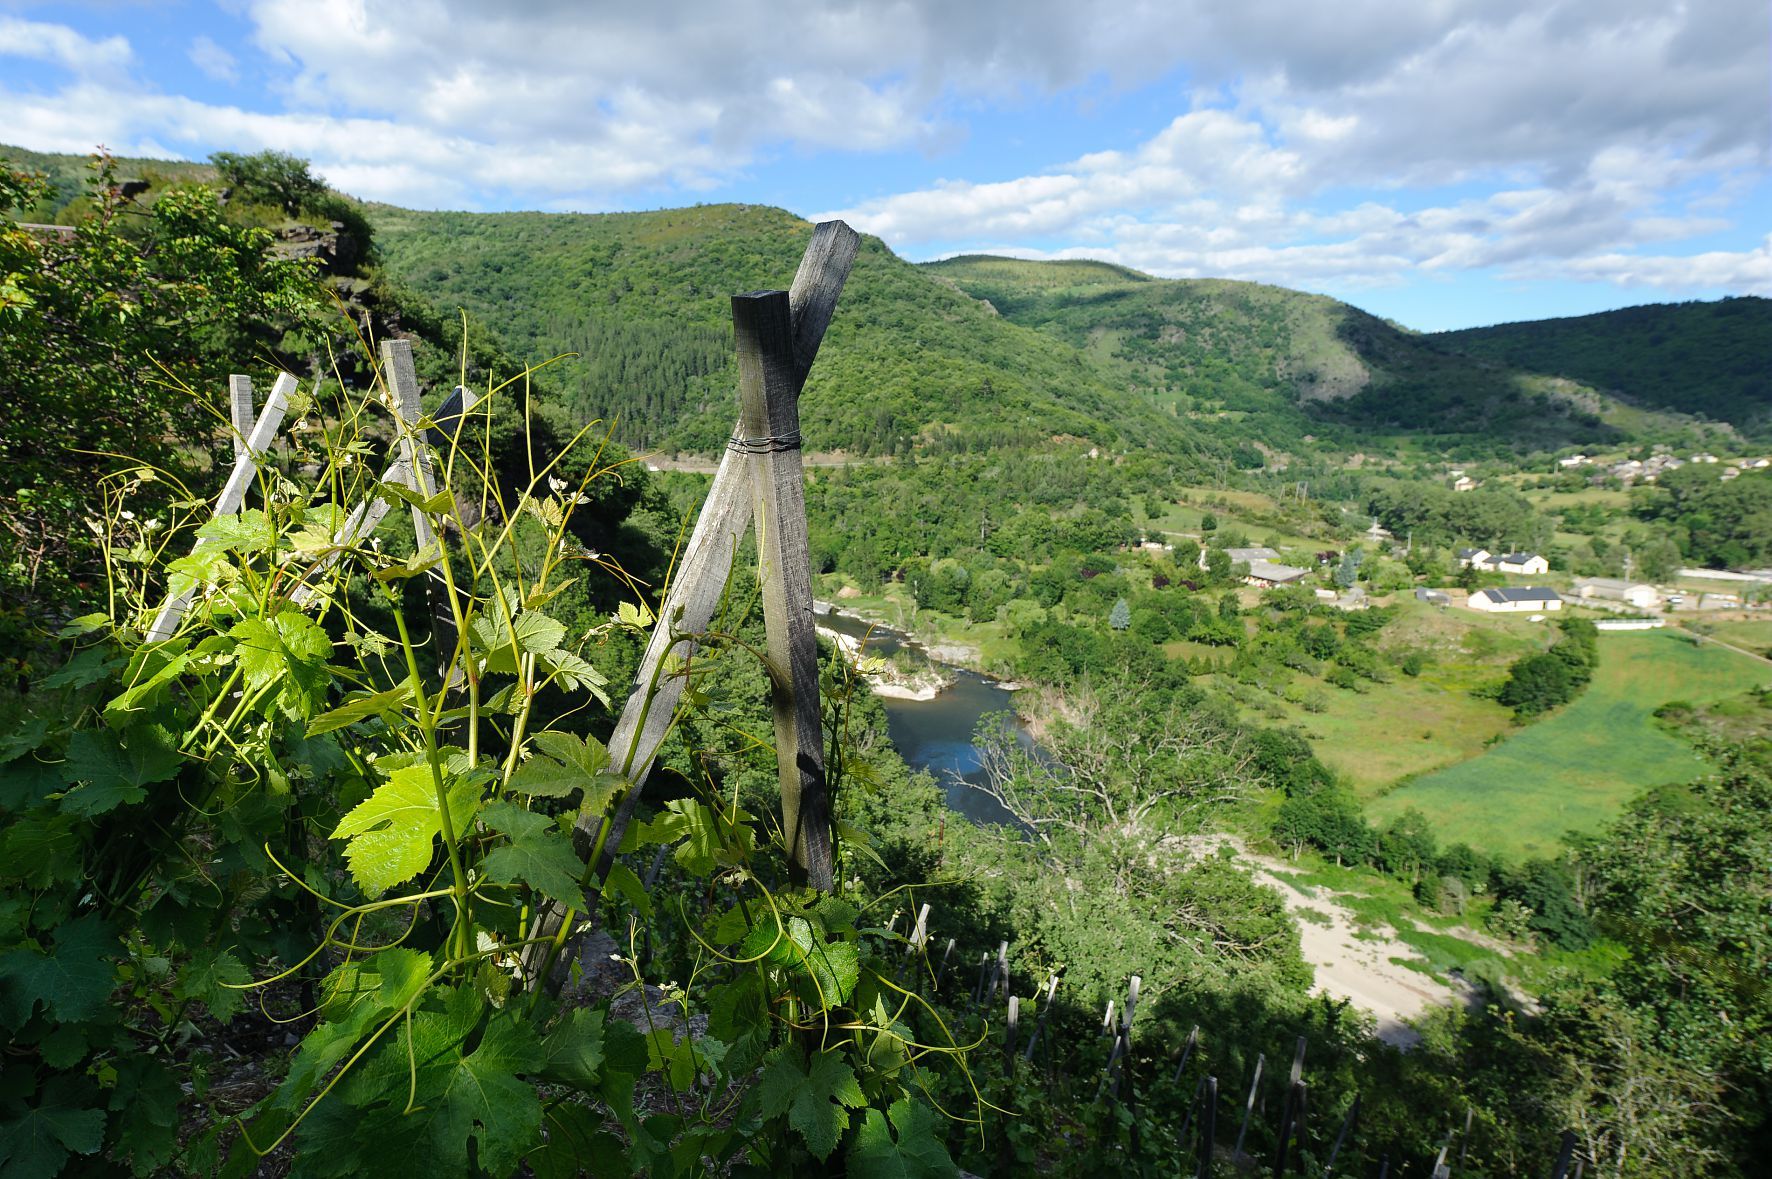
1557, 451, 1772, 485
1456, 548, 1548, 575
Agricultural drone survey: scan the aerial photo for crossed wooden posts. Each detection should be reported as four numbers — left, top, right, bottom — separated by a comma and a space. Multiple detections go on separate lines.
144, 342, 477, 643
524, 221, 860, 985
147, 220, 861, 965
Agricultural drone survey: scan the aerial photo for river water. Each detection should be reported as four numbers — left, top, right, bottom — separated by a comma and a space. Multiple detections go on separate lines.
817, 609, 1023, 827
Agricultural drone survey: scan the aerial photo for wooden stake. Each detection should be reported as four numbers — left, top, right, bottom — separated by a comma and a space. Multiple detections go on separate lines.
522, 223, 858, 988
1172, 1024, 1200, 1084
1196, 1075, 1217, 1179
228, 375, 255, 463
146, 373, 296, 641
733, 288, 830, 889
1233, 1052, 1264, 1159
1323, 1093, 1360, 1177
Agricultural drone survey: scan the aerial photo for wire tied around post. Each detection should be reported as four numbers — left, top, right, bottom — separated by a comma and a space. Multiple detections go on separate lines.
726, 429, 803, 454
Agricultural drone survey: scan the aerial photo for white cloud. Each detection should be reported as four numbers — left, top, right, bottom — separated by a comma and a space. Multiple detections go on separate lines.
0, 16, 132, 75
188, 35, 239, 84
0, 1, 1765, 303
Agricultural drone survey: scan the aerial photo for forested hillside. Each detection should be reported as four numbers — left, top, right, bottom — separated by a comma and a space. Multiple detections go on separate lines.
369, 205, 1210, 461
926, 255, 1670, 455
1435, 297, 1772, 436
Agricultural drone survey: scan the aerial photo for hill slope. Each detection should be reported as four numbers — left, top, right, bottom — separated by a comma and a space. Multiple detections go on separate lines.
369, 205, 1211, 462
924, 255, 1679, 456
1433, 297, 1772, 437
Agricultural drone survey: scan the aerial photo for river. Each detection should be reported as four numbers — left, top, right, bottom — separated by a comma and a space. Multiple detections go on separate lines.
816, 608, 1025, 827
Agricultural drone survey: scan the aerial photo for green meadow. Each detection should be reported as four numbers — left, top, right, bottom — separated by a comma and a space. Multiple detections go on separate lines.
1367, 630, 1772, 859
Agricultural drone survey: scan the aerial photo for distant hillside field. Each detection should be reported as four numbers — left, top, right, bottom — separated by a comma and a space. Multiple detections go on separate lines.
369, 204, 1209, 461
1434, 297, 1772, 436
924, 255, 1659, 455
1367, 630, 1772, 859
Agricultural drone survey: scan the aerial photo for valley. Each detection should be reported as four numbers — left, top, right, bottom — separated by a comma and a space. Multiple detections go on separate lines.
6, 142, 1772, 1177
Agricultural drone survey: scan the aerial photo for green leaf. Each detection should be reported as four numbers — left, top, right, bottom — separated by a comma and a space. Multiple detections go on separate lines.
506, 731, 611, 800
196, 509, 275, 554
57, 725, 180, 816
757, 1046, 865, 1161
602, 862, 652, 919
330, 764, 483, 894
471, 610, 566, 677
0, 1084, 107, 1179
539, 1007, 610, 1091
738, 915, 859, 1008
481, 802, 588, 909
847, 1099, 958, 1179
377, 479, 455, 516
174, 947, 250, 1022
307, 683, 413, 735
55, 613, 111, 638
0, 915, 116, 1028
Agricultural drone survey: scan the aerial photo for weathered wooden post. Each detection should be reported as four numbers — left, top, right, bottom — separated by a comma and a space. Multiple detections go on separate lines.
228, 375, 255, 462
1023, 972, 1059, 1061
522, 222, 859, 987
1196, 1075, 1217, 1179
1233, 1052, 1265, 1159
1005, 995, 1020, 1060
1172, 1024, 1200, 1084
1323, 1093, 1360, 1177
934, 937, 956, 991
146, 372, 297, 641
734, 289, 830, 885
1272, 1036, 1307, 1173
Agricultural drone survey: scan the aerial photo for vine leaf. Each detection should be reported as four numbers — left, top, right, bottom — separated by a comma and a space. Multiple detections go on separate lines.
757, 1045, 865, 1161
174, 947, 251, 1021
330, 765, 482, 894
195, 509, 275, 555
539, 1007, 611, 1090
847, 1099, 958, 1179
507, 731, 621, 808
479, 802, 588, 908
471, 609, 566, 677
56, 726, 179, 816
230, 611, 332, 718
307, 684, 413, 736
0, 1078, 107, 1179
0, 914, 116, 1028
738, 915, 859, 1007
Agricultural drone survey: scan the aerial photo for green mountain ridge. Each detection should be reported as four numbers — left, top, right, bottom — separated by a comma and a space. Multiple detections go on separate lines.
1432, 297, 1772, 437
923, 254, 1725, 456
367, 204, 1210, 463
7, 143, 1748, 462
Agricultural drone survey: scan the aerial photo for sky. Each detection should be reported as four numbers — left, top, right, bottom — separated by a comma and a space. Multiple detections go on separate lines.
2, 0, 1768, 331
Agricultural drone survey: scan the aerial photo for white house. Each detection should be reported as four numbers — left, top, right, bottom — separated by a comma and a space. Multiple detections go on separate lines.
1492, 552, 1549, 575
1469, 586, 1563, 613
1557, 454, 1590, 468
1572, 578, 1660, 609
1456, 547, 1492, 569
1452, 476, 1477, 492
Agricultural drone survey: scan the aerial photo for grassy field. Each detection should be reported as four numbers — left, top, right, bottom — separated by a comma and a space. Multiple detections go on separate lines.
1368, 631, 1772, 859
1268, 675, 1517, 796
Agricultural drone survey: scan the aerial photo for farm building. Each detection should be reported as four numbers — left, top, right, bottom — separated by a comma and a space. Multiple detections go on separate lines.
1492, 552, 1549, 575
1572, 578, 1660, 609
1469, 586, 1563, 613
1243, 560, 1310, 588
1198, 545, 1281, 570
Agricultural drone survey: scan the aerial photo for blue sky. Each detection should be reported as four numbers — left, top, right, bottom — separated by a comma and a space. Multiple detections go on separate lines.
3, 0, 1767, 331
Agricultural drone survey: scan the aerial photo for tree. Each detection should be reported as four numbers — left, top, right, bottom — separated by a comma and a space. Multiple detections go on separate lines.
1200, 511, 1218, 533
1108, 597, 1131, 631
1497, 652, 1574, 717
210, 149, 327, 216
1, 154, 323, 661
